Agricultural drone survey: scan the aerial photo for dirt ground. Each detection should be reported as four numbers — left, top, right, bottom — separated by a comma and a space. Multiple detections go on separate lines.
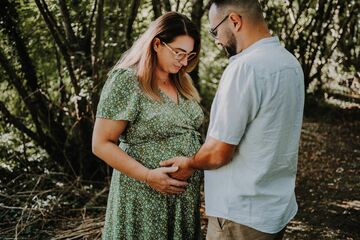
284, 115, 360, 239
1, 107, 359, 239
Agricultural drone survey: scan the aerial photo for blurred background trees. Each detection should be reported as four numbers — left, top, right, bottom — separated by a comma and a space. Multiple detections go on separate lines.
0, 0, 359, 239
0, 0, 359, 180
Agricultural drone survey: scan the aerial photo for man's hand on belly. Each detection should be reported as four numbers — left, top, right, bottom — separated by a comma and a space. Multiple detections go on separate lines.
160, 156, 194, 180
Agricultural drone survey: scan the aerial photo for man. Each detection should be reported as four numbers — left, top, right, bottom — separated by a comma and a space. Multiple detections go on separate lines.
161, 0, 305, 239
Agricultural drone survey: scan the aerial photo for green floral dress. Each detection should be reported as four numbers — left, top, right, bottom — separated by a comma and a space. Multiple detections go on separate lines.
96, 68, 204, 240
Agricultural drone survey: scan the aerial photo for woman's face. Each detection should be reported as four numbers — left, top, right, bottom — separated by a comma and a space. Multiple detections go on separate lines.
155, 35, 195, 74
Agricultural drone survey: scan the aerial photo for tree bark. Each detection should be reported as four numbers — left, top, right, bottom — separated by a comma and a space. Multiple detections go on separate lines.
152, 0, 162, 19
92, 0, 105, 115
0, 0, 103, 180
126, 0, 141, 48
35, 0, 80, 96
190, 0, 204, 92
162, 0, 171, 11
0, 101, 40, 144
57, 0, 77, 44
0, 0, 67, 143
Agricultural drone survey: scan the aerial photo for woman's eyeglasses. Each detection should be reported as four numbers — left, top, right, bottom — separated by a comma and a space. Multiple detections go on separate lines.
162, 42, 197, 61
209, 15, 229, 38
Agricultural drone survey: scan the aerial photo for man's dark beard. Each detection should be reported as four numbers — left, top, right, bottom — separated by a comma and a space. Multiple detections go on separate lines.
224, 34, 237, 58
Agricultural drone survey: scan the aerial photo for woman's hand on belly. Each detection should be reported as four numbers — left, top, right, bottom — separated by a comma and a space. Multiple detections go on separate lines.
146, 166, 189, 194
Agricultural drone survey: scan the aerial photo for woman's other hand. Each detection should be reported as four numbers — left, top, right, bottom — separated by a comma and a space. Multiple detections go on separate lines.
146, 166, 189, 194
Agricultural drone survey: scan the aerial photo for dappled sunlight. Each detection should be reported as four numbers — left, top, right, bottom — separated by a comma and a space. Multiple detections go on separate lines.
0, 0, 359, 239
329, 200, 360, 211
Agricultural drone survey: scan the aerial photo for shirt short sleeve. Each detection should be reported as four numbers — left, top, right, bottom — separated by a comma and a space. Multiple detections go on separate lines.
96, 68, 140, 121
207, 62, 261, 145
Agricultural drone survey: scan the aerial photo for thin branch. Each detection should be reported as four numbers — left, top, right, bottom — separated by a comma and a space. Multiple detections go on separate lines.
0, 0, 43, 99
309, 3, 358, 83
36, 0, 66, 46
93, 0, 104, 61
181, 0, 191, 13
288, 0, 311, 36
88, 0, 98, 31
0, 42, 45, 138
85, 0, 98, 53
176, 0, 181, 12
0, 49, 29, 107
91, 0, 104, 115
34, 0, 80, 95
284, 0, 296, 24
201, 0, 212, 16
54, 44, 67, 123
126, 0, 141, 48
190, 0, 204, 91
0, 101, 40, 144
57, 0, 77, 44
308, 1, 335, 76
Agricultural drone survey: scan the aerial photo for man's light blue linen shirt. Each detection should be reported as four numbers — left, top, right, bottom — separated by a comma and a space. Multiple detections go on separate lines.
205, 36, 305, 233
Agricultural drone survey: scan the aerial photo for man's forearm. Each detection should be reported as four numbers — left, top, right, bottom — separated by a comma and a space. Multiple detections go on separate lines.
188, 138, 235, 170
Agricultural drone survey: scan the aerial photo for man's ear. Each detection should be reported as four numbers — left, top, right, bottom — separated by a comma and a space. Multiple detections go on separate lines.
153, 38, 161, 52
228, 12, 242, 32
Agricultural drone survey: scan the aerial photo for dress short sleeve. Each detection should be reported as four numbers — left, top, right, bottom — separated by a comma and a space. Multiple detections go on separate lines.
96, 68, 140, 121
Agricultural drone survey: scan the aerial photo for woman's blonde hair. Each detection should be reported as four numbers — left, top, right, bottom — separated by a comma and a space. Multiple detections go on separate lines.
112, 12, 201, 102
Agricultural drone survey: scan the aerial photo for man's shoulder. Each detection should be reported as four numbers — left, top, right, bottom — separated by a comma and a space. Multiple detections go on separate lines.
230, 46, 300, 75
223, 60, 254, 84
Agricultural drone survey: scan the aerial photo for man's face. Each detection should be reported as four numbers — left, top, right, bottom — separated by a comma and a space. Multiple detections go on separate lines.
209, 5, 238, 58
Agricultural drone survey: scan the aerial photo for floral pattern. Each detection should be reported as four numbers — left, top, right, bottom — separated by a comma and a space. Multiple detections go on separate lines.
96, 68, 204, 240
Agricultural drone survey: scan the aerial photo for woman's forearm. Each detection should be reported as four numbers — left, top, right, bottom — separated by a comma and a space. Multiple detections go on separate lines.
93, 141, 149, 183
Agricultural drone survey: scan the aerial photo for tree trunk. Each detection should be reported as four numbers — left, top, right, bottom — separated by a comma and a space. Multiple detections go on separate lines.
190, 0, 204, 92
0, 0, 104, 180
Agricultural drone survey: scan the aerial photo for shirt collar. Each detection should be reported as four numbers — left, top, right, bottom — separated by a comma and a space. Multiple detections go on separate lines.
229, 36, 280, 63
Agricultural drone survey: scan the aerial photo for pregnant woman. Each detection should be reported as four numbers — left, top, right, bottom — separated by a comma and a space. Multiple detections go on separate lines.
92, 12, 204, 239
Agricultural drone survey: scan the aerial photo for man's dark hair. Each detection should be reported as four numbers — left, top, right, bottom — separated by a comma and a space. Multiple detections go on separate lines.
211, 0, 264, 22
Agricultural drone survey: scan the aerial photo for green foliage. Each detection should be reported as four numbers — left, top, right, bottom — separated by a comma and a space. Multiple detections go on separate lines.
0, 0, 358, 179
0, 1, 359, 238
262, 0, 359, 93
